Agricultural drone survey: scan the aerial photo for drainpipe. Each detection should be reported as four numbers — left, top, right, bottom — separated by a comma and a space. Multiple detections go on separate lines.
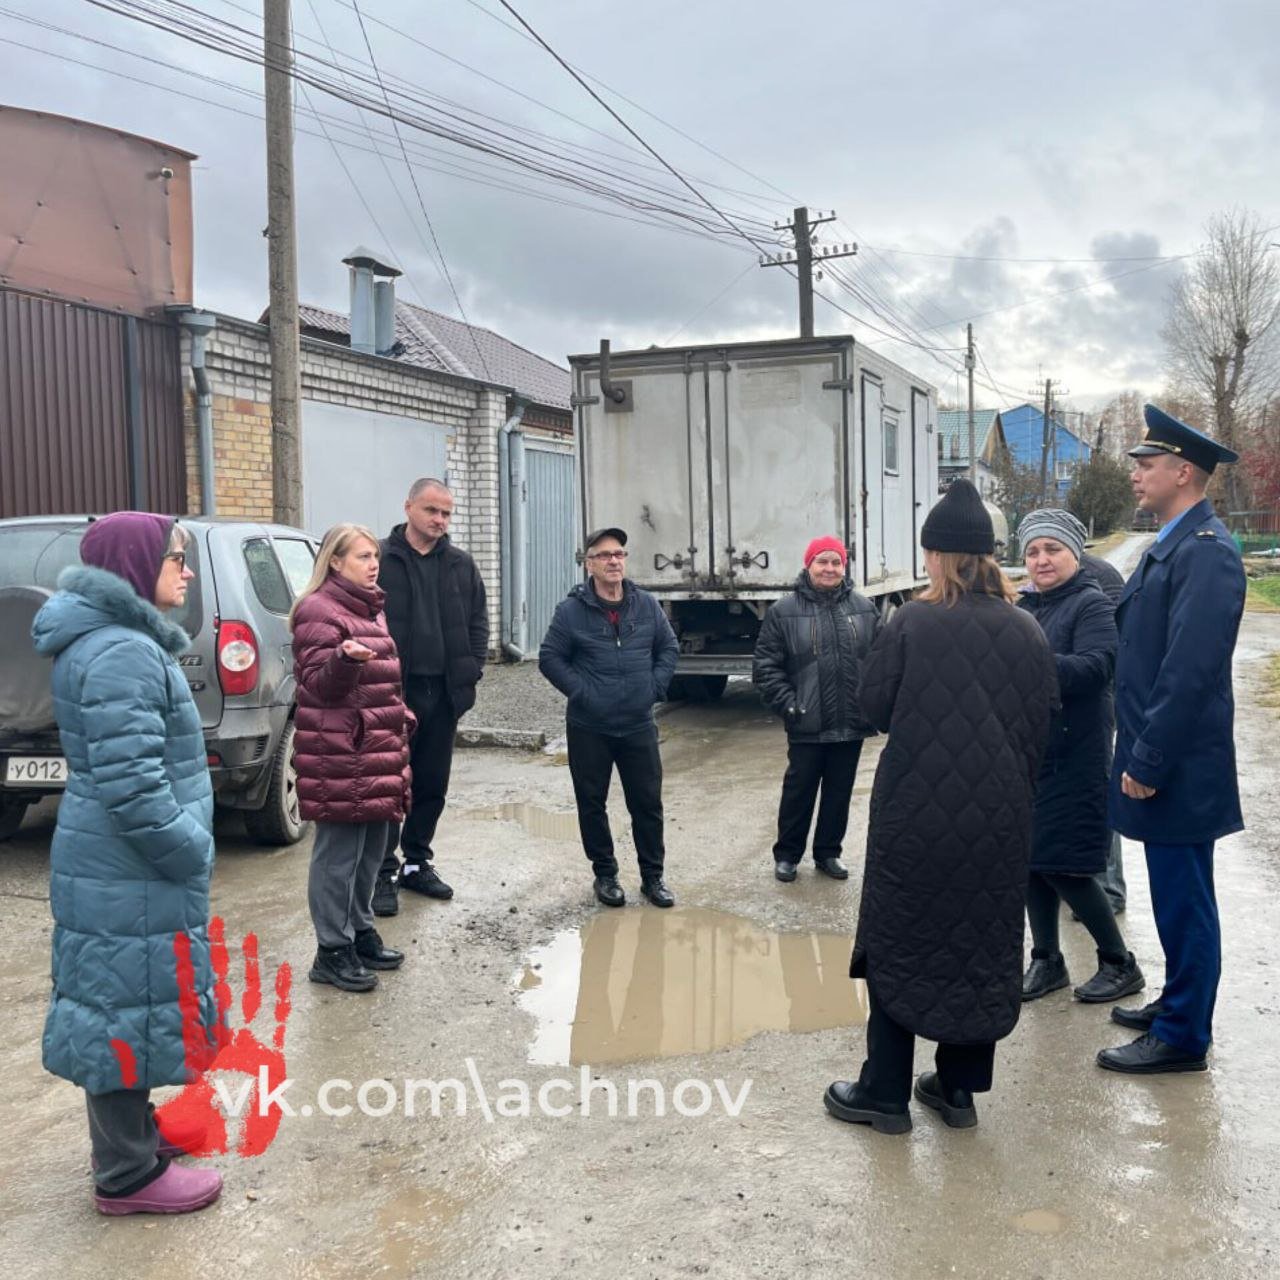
498, 398, 529, 660
170, 308, 219, 515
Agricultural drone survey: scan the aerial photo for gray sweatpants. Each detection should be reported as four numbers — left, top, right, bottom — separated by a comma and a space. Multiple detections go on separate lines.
308, 820, 391, 949
86, 1088, 158, 1193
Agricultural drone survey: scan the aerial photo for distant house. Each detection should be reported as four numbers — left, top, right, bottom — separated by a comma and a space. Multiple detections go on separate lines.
1000, 403, 1092, 499
936, 409, 1008, 498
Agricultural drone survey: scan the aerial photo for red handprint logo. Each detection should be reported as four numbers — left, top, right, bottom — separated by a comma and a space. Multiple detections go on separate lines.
110, 916, 293, 1158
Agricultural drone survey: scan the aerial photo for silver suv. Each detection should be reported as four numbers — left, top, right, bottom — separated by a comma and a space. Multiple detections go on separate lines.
0, 516, 320, 845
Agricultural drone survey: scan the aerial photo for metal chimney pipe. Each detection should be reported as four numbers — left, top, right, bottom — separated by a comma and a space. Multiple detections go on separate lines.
349, 262, 375, 354
374, 279, 396, 355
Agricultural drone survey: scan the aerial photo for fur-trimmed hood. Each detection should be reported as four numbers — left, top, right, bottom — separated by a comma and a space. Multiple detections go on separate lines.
32, 565, 191, 658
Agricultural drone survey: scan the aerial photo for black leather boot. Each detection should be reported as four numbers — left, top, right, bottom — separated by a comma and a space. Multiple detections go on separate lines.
640, 878, 675, 908
371, 873, 399, 918
355, 928, 404, 971
1074, 951, 1144, 1003
593, 876, 625, 907
1022, 952, 1069, 1001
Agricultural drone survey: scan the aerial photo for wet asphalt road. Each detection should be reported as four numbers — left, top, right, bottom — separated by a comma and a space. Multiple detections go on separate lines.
3, 550, 1279, 1279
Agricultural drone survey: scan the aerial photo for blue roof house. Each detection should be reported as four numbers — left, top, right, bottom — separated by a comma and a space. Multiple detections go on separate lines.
1000, 403, 1092, 499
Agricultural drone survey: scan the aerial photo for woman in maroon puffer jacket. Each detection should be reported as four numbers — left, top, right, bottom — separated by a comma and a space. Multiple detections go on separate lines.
290, 523, 413, 993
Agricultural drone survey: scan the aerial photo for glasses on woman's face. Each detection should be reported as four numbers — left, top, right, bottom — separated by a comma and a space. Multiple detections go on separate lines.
163, 551, 187, 571
589, 550, 628, 562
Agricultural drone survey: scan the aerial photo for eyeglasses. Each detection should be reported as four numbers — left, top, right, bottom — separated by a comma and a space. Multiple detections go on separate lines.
588, 550, 628, 562
163, 551, 187, 571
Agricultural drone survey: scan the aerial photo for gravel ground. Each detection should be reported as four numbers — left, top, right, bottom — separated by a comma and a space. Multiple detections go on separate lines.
469, 659, 569, 742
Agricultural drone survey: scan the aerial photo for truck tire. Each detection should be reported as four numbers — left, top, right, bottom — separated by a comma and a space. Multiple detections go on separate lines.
666, 675, 728, 703
243, 721, 309, 847
0, 798, 30, 842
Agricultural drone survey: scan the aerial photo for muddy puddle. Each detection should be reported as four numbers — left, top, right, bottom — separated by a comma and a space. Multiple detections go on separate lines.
515, 907, 866, 1066
463, 802, 580, 843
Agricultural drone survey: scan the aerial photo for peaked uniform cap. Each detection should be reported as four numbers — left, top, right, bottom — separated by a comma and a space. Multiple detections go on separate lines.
1129, 404, 1239, 474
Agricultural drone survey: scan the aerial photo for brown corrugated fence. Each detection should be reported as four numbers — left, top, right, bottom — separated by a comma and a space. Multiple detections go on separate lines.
0, 288, 186, 518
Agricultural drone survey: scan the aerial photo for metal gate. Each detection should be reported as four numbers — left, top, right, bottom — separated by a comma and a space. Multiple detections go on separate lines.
0, 288, 186, 518
525, 442, 576, 654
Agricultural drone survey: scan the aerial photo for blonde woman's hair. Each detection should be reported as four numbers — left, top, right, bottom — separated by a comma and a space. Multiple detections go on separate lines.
288, 523, 380, 630
917, 551, 1018, 608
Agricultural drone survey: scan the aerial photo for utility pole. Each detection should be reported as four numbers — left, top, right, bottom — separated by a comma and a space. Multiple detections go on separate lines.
965, 323, 976, 485
1031, 377, 1067, 502
759, 208, 856, 338
264, 0, 302, 526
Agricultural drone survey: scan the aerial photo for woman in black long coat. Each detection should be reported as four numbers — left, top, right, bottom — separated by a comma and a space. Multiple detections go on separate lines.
1015, 509, 1143, 1004
824, 481, 1057, 1136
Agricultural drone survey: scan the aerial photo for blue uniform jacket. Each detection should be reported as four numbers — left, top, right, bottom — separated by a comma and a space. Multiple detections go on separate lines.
1109, 499, 1246, 844
539, 579, 679, 736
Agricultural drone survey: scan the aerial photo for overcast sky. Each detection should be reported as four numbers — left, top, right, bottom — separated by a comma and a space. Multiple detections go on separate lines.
4, 0, 1278, 409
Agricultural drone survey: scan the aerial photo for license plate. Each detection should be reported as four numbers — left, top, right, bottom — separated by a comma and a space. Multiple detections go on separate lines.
4, 756, 68, 787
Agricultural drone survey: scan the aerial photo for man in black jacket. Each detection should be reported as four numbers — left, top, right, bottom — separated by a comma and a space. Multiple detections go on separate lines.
373, 478, 488, 915
539, 527, 679, 909
752, 536, 880, 883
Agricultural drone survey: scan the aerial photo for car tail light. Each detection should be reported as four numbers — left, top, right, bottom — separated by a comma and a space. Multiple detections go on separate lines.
217, 620, 259, 696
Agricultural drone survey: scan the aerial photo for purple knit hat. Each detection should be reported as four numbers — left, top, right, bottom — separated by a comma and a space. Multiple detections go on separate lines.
80, 512, 176, 602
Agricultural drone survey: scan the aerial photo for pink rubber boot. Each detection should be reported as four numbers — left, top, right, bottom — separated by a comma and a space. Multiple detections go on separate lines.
95, 1162, 223, 1216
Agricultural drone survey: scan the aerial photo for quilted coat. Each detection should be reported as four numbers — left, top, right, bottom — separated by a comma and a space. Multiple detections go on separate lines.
852, 593, 1058, 1043
539, 580, 679, 736
292, 573, 412, 823
1018, 574, 1117, 875
32, 565, 216, 1094
752, 574, 880, 743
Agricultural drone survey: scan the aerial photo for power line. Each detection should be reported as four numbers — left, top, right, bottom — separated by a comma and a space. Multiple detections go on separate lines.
346, 0, 491, 379
487, 0, 776, 260
662, 261, 758, 345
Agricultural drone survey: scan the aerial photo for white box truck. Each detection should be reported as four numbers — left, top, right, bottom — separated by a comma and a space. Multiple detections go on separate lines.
569, 335, 940, 699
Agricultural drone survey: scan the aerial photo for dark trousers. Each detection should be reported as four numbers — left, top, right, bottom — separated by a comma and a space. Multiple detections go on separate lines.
86, 1088, 158, 1193
773, 739, 863, 863
858, 989, 996, 1110
566, 722, 665, 880
1146, 841, 1220, 1057
381, 675, 457, 877
1100, 831, 1126, 911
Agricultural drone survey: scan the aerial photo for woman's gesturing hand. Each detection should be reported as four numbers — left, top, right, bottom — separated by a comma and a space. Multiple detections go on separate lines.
341, 639, 375, 662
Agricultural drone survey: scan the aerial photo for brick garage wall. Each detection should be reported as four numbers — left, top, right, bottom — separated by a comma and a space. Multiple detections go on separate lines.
182, 316, 510, 649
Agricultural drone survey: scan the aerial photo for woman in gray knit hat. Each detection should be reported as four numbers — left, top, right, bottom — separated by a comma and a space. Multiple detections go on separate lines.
1016, 508, 1143, 1004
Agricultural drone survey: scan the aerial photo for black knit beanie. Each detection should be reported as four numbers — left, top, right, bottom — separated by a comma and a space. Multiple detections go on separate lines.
921, 479, 995, 555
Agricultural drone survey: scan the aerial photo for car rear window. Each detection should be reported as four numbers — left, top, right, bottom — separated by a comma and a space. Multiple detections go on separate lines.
243, 538, 293, 615
273, 537, 316, 598
0, 521, 202, 636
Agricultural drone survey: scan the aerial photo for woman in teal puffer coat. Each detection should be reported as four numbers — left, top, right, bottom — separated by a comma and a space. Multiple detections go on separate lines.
31, 511, 223, 1217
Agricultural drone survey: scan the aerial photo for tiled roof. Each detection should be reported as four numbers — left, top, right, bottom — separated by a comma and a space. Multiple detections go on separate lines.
294, 300, 572, 412
937, 409, 1001, 463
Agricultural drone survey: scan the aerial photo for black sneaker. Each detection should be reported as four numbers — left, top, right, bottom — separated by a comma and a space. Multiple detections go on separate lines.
913, 1072, 977, 1128
640, 878, 675, 908
1022, 953, 1070, 1001
593, 876, 626, 907
308, 945, 378, 993
371, 873, 399, 918
400, 864, 454, 900
823, 1081, 912, 1135
354, 928, 404, 971
1074, 952, 1144, 1004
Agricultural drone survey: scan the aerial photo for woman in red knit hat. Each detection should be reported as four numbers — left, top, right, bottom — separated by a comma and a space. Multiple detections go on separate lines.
752, 536, 881, 883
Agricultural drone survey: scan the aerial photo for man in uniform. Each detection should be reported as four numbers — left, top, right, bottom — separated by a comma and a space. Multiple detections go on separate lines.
1097, 405, 1246, 1075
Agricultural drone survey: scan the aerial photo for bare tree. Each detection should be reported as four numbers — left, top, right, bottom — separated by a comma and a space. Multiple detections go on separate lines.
1162, 209, 1280, 512
1096, 389, 1145, 458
